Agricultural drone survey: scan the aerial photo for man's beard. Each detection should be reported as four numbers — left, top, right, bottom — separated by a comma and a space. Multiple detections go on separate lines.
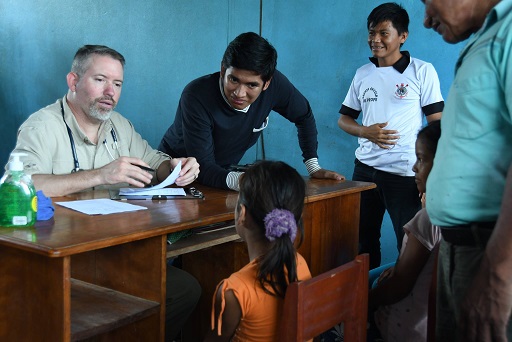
88, 97, 116, 121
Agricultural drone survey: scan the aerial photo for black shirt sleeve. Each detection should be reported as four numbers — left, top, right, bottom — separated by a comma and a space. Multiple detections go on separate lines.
270, 71, 319, 162
339, 104, 361, 120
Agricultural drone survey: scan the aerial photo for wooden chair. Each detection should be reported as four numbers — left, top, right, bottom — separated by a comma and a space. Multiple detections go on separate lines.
280, 254, 369, 341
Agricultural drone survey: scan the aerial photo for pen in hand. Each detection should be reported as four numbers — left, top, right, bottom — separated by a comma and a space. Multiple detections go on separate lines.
132, 164, 155, 172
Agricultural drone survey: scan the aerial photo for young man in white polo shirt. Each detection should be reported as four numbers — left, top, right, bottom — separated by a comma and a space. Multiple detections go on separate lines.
338, 2, 444, 269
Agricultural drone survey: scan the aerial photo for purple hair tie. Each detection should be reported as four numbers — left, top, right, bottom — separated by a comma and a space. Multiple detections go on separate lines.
263, 208, 297, 242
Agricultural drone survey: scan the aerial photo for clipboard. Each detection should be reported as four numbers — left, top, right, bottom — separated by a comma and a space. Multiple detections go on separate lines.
110, 187, 205, 200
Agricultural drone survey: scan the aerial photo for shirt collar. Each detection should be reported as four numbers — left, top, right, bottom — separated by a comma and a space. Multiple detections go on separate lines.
218, 76, 251, 113
455, 0, 511, 72
482, 0, 512, 31
369, 51, 411, 74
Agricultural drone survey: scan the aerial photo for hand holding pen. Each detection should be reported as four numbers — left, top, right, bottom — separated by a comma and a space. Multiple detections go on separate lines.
105, 156, 200, 188
98, 156, 155, 188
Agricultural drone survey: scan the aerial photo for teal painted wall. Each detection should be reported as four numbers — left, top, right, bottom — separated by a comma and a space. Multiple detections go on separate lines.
0, 0, 462, 264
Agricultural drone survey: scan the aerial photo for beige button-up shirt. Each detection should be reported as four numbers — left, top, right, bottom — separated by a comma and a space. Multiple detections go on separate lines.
10, 96, 170, 188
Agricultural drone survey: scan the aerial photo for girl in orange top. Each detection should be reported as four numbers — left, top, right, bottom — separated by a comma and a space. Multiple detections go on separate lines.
205, 161, 312, 342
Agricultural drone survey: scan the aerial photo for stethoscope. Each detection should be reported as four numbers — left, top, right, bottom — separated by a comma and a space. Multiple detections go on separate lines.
60, 100, 119, 173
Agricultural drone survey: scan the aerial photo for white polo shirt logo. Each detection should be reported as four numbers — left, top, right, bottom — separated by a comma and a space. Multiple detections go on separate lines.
395, 83, 409, 99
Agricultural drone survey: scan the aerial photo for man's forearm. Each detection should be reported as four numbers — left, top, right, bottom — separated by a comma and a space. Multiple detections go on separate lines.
338, 115, 362, 137
33, 171, 103, 197
458, 164, 512, 341
485, 164, 512, 276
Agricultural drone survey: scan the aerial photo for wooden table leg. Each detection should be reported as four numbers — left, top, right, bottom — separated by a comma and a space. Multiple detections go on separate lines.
0, 245, 70, 341
300, 192, 361, 276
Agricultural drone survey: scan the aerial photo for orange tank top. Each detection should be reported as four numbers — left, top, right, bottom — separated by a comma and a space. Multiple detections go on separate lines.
211, 253, 311, 341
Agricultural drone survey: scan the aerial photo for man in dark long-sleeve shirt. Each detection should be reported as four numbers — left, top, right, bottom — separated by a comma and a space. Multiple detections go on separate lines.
159, 32, 344, 190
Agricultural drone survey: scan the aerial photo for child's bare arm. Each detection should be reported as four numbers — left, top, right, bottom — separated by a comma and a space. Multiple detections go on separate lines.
369, 234, 431, 309
204, 286, 241, 342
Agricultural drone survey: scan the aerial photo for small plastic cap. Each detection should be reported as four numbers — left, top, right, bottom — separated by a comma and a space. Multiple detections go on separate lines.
9, 153, 26, 171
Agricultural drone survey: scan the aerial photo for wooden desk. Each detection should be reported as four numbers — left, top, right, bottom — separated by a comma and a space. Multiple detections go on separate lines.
0, 179, 373, 341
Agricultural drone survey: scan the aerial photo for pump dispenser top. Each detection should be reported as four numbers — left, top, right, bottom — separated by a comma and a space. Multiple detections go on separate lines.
8, 153, 24, 171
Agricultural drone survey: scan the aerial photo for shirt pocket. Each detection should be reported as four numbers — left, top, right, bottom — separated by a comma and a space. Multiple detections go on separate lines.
451, 71, 502, 140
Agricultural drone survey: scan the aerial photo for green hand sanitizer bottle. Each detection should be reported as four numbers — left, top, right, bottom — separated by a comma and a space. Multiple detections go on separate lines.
0, 153, 37, 227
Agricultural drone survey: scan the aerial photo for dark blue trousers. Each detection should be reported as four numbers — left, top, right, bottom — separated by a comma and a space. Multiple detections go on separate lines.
353, 159, 421, 269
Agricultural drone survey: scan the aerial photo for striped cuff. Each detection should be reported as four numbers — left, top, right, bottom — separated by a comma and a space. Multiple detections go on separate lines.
226, 171, 244, 191
305, 158, 322, 175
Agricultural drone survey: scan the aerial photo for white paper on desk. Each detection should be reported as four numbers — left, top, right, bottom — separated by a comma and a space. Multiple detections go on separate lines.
56, 199, 148, 215
119, 161, 182, 195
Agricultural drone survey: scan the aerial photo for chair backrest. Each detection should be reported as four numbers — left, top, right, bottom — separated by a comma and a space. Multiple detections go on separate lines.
280, 254, 369, 341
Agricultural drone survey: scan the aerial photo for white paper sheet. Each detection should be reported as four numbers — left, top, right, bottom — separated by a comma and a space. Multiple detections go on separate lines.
119, 161, 182, 195
56, 199, 148, 215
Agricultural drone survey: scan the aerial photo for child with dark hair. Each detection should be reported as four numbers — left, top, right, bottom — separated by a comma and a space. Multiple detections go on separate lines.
206, 160, 312, 341
368, 120, 442, 341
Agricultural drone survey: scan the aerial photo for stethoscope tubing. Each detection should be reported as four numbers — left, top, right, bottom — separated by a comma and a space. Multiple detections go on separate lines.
60, 99, 118, 173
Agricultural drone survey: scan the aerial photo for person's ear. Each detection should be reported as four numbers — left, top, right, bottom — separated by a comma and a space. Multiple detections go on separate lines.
237, 204, 247, 225
400, 31, 409, 45
66, 72, 79, 92
262, 77, 272, 91
220, 65, 226, 79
